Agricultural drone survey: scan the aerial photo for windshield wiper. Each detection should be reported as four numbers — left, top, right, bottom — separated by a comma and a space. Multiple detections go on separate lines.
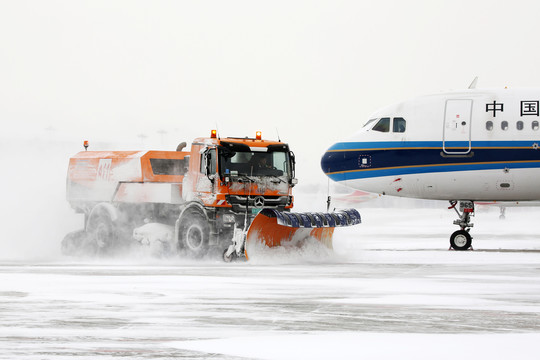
234, 174, 256, 182
268, 175, 286, 184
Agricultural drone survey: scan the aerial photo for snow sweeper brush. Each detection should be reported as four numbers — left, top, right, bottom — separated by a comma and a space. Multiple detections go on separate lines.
243, 208, 361, 259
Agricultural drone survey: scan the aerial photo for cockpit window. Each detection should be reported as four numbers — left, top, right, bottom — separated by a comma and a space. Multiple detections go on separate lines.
363, 118, 378, 128
372, 117, 390, 132
393, 117, 406, 133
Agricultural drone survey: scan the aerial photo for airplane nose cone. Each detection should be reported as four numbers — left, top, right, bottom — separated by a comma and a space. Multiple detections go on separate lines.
321, 146, 344, 181
320, 150, 333, 175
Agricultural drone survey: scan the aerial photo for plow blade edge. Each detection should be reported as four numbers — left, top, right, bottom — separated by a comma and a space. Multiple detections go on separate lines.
245, 208, 361, 258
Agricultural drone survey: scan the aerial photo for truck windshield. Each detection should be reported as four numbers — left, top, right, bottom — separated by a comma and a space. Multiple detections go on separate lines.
219, 150, 290, 178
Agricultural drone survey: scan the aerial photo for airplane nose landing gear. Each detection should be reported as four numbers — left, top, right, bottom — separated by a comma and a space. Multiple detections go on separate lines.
448, 200, 474, 250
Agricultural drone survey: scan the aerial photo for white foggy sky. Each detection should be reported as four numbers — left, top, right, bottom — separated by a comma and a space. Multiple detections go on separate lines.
2, 0, 540, 180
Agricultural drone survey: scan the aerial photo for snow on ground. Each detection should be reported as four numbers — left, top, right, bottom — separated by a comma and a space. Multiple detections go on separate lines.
1, 205, 540, 359
173, 333, 540, 360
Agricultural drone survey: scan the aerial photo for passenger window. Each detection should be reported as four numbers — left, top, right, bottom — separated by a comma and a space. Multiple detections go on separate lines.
393, 117, 406, 133
501, 121, 509, 131
517, 121, 524, 130
533, 121, 539, 131
486, 121, 493, 131
372, 117, 390, 132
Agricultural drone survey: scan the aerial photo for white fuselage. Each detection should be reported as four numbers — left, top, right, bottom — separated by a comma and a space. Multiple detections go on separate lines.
321, 88, 540, 201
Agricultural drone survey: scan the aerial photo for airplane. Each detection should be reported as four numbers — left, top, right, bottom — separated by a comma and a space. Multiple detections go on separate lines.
321, 81, 540, 250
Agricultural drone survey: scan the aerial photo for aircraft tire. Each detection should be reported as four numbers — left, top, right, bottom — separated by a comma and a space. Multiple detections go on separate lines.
450, 230, 472, 251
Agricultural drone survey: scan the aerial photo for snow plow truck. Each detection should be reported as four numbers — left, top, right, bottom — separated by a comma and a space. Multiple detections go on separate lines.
62, 131, 361, 260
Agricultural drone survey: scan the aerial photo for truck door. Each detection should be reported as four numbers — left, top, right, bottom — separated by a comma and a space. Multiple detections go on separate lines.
443, 99, 473, 154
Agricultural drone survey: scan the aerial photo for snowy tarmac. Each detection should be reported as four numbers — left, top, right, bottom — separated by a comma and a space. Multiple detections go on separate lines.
2, 207, 540, 359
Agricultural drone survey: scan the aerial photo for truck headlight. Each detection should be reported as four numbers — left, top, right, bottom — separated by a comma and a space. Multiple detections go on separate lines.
222, 214, 235, 223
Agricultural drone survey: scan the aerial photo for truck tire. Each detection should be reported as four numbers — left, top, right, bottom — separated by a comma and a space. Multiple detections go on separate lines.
86, 210, 117, 256
178, 211, 209, 257
61, 229, 88, 256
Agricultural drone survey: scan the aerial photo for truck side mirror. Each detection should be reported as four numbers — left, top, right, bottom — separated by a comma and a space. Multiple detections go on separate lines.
289, 151, 296, 179
204, 150, 216, 181
205, 154, 212, 180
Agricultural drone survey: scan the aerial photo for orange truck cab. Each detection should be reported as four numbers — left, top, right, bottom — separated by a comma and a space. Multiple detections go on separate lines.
63, 132, 297, 258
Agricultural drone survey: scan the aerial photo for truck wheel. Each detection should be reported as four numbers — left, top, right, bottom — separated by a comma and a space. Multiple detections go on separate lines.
87, 211, 116, 255
178, 212, 209, 257
223, 247, 237, 262
61, 229, 88, 256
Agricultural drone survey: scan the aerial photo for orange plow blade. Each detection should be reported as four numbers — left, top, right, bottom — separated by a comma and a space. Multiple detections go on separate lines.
245, 208, 361, 259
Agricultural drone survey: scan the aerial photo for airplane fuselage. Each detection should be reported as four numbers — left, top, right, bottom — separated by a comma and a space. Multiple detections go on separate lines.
322, 88, 540, 201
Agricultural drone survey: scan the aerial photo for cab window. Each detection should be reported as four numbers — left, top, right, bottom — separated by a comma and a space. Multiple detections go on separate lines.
363, 118, 378, 128
486, 121, 493, 131
372, 117, 390, 132
533, 121, 539, 131
393, 117, 406, 133
271, 151, 288, 174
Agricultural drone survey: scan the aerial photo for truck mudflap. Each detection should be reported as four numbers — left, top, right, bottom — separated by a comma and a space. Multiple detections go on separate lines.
244, 208, 361, 259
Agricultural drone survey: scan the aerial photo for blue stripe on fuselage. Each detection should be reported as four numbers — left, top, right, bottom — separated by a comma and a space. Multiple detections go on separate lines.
321, 140, 540, 181
324, 161, 540, 181
326, 140, 539, 151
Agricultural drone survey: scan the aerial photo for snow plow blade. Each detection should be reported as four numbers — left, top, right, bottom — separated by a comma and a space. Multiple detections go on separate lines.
245, 208, 361, 258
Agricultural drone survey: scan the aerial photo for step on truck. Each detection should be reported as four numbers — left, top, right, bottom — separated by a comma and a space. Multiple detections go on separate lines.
62, 131, 360, 260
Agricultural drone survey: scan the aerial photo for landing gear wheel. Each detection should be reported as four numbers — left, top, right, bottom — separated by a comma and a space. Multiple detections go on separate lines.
178, 212, 209, 258
450, 230, 472, 251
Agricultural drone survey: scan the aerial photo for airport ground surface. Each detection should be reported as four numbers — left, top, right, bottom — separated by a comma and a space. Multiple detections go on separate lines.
1, 207, 540, 359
